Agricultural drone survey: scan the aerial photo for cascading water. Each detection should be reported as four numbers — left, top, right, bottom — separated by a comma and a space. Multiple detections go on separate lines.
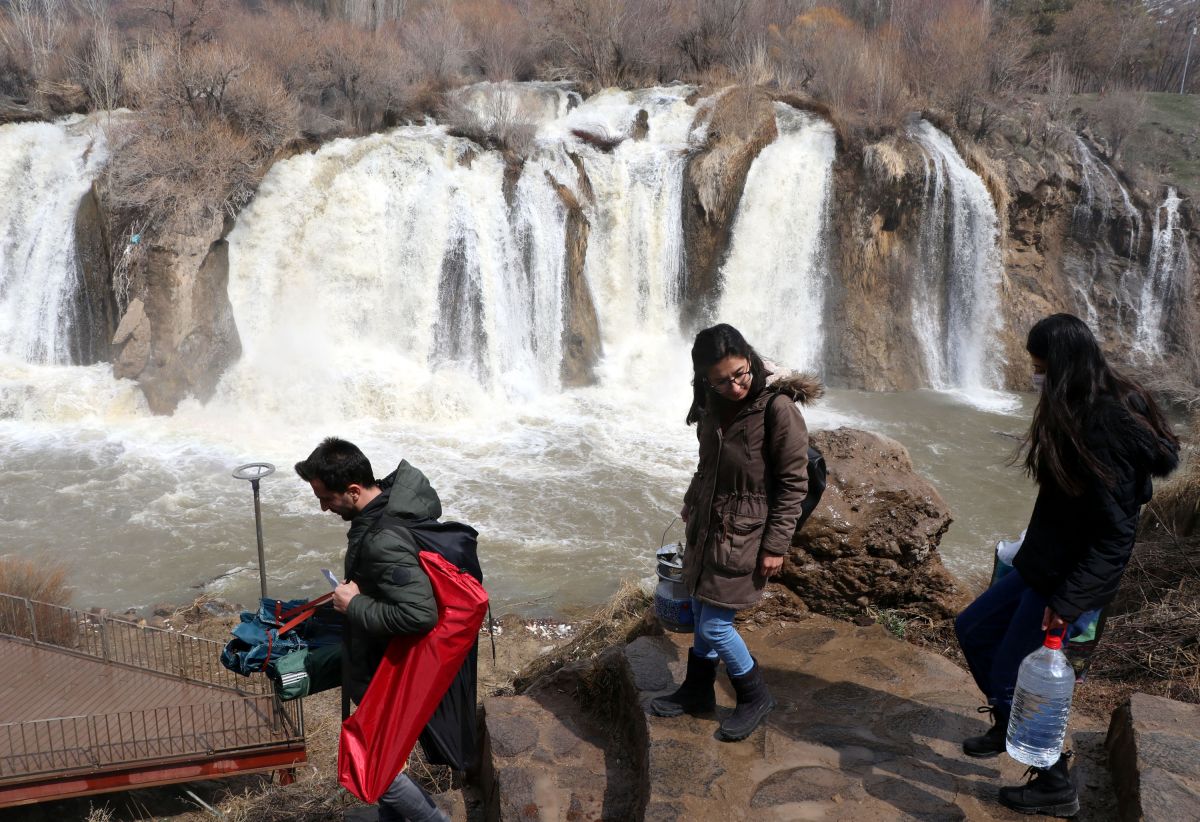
1, 88, 1037, 615
716, 104, 836, 370
908, 120, 1005, 395
0, 117, 107, 365
1135, 188, 1191, 358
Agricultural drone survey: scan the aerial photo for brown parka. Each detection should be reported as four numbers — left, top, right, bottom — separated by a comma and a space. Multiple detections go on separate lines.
681, 371, 822, 610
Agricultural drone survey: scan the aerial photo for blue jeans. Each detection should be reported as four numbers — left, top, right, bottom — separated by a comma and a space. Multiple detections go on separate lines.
954, 570, 1051, 710
692, 599, 754, 677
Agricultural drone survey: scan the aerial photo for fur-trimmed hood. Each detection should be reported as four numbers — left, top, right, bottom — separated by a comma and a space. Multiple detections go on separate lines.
765, 370, 824, 406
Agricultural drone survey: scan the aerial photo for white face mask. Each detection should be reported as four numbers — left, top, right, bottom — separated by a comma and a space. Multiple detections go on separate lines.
1032, 373, 1046, 393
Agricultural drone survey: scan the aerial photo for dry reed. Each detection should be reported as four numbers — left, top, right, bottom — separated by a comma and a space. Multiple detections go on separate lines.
513, 578, 653, 693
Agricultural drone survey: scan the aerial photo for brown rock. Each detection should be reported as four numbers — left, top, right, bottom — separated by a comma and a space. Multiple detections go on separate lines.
545, 166, 601, 388
112, 298, 151, 380
1106, 692, 1200, 822
780, 427, 966, 618
127, 216, 242, 414
680, 87, 778, 325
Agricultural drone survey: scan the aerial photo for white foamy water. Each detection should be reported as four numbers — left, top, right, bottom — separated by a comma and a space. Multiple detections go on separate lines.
909, 120, 1005, 399
1135, 187, 1191, 358
0, 117, 107, 364
717, 104, 835, 370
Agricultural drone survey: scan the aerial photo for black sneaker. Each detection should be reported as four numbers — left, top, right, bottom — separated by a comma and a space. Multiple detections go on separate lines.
963, 704, 1009, 758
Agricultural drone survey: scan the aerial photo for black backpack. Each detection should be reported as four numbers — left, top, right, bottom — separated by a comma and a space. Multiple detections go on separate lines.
764, 392, 828, 531
359, 514, 485, 772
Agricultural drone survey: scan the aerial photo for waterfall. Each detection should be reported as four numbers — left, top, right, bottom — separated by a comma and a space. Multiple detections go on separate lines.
908, 120, 1004, 392
217, 87, 705, 421
0, 118, 107, 365
716, 104, 836, 371
1135, 188, 1191, 358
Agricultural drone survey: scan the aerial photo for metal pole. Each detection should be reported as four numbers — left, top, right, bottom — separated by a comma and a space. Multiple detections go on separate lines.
233, 463, 276, 601
251, 478, 267, 600
1183, 25, 1197, 95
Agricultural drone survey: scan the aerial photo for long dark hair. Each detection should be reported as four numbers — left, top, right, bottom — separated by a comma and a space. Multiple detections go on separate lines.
1022, 314, 1177, 495
686, 323, 767, 425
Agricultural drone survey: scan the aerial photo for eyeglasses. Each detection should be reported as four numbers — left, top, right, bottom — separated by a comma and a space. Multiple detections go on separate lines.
707, 367, 752, 391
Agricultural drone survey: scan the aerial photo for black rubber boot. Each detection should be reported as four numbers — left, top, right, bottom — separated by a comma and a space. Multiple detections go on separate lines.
716, 660, 775, 742
963, 703, 1010, 758
998, 753, 1079, 817
650, 650, 718, 717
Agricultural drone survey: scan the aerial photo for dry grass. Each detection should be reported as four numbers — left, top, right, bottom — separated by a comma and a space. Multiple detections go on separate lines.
512, 578, 653, 693
0, 555, 71, 604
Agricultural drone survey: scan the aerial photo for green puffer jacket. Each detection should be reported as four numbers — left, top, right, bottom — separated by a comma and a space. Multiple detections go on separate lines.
342, 460, 441, 704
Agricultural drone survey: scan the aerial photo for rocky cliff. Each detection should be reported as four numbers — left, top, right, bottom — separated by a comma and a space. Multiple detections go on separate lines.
48, 88, 1200, 410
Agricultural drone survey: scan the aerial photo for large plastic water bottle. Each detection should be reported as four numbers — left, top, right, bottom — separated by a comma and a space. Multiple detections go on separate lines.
1006, 629, 1076, 768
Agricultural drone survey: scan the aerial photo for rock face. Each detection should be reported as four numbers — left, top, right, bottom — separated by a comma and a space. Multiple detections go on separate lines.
825, 136, 930, 390
70, 184, 118, 365
111, 215, 242, 414
780, 427, 965, 618
1106, 692, 1200, 822
546, 159, 602, 388
680, 87, 778, 326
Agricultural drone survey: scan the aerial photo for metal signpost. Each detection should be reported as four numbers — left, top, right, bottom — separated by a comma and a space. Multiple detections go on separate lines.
232, 462, 276, 599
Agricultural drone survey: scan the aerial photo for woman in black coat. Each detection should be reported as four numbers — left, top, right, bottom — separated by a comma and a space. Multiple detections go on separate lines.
955, 314, 1179, 817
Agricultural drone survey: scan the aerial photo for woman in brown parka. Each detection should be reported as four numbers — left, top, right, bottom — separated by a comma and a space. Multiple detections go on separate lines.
652, 323, 821, 741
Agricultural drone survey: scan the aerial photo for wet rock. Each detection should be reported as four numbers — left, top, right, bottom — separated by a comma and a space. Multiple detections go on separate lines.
71, 184, 117, 364
112, 298, 151, 378
680, 87, 778, 325
129, 216, 242, 414
1106, 692, 1200, 822
545, 166, 601, 388
781, 427, 965, 618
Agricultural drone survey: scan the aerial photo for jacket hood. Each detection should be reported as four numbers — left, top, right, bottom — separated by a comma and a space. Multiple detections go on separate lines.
378, 460, 443, 520
765, 371, 824, 406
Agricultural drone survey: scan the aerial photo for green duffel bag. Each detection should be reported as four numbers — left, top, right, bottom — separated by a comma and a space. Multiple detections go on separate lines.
268, 644, 342, 701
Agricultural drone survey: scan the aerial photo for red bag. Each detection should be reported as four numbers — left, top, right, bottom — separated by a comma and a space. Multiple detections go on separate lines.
337, 550, 488, 803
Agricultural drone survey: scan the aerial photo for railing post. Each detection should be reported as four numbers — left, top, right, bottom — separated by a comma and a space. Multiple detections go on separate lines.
100, 616, 111, 662
25, 599, 37, 644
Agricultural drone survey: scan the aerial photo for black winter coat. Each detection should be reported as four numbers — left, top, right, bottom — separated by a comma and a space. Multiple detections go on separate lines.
1013, 395, 1179, 622
342, 460, 441, 704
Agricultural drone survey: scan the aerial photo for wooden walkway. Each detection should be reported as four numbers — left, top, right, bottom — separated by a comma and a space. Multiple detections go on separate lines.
0, 596, 306, 808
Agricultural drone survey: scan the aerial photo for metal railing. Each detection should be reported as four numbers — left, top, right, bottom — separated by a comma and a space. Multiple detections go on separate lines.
0, 694, 303, 780
0, 593, 305, 783
0, 593, 265, 693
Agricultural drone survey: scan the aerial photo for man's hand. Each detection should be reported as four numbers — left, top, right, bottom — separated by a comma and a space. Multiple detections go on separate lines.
758, 553, 784, 579
333, 580, 361, 613
1042, 606, 1068, 634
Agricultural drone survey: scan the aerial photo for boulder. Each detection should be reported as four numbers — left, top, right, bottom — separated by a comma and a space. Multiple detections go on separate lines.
112, 298, 151, 379
1106, 692, 1200, 822
780, 427, 965, 618
482, 648, 645, 821
71, 183, 118, 364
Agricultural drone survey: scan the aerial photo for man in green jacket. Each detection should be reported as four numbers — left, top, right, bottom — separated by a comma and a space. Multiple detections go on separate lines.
295, 437, 449, 822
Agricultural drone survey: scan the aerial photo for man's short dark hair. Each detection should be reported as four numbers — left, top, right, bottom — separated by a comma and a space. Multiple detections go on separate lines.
294, 437, 376, 492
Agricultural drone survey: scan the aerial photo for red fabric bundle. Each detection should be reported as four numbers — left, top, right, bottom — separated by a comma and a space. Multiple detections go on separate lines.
338, 550, 488, 803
